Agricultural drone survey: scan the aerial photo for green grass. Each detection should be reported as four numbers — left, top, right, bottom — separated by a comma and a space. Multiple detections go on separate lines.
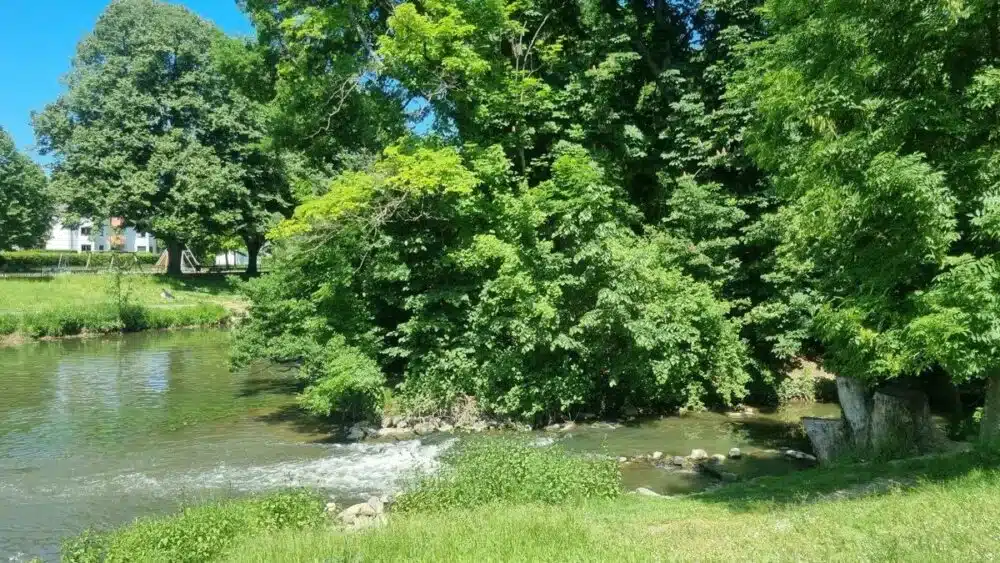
224, 451, 1000, 562
63, 491, 326, 563
0, 274, 242, 341
64, 442, 1000, 562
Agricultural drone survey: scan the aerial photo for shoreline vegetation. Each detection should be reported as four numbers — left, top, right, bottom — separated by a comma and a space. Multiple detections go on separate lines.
64, 443, 1000, 562
0, 274, 242, 346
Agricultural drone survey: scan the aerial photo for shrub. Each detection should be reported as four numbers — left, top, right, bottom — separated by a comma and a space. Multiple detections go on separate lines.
4, 303, 228, 339
62, 490, 325, 563
393, 438, 621, 513
0, 313, 21, 335
298, 335, 386, 421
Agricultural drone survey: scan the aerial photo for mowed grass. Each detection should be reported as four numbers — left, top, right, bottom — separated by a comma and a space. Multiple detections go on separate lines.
0, 274, 241, 313
225, 455, 1000, 562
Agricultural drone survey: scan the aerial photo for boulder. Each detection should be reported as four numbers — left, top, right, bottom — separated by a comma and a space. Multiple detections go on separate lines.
651, 451, 664, 460
346, 423, 368, 441
438, 422, 454, 433
728, 448, 742, 459
413, 421, 437, 435
325, 502, 338, 514
635, 487, 664, 498
710, 454, 726, 464
366, 496, 385, 514
559, 421, 578, 433
378, 427, 414, 439
338, 502, 378, 525
671, 456, 686, 466
397, 419, 410, 429
617, 456, 629, 463
802, 417, 847, 463
544, 423, 563, 432
870, 388, 937, 457
689, 449, 709, 461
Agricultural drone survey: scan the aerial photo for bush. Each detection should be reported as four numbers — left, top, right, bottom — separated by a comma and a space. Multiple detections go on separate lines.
0, 250, 160, 272
394, 438, 621, 513
5, 303, 228, 339
298, 335, 386, 421
62, 490, 326, 563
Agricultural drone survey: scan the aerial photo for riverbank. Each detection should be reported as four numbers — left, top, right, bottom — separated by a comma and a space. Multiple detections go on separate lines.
66, 447, 1000, 562
0, 274, 242, 345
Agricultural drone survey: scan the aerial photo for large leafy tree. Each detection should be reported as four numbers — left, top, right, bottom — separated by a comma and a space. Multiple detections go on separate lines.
232, 0, 761, 421
0, 127, 51, 250
738, 0, 1000, 439
34, 0, 290, 274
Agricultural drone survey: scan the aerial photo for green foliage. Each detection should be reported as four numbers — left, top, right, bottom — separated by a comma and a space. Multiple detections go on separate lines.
0, 126, 51, 250
62, 490, 325, 563
1, 303, 227, 339
394, 438, 620, 513
236, 140, 751, 421
34, 0, 294, 275
297, 335, 387, 421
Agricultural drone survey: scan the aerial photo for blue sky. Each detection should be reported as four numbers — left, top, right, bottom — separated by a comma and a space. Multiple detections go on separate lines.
0, 1, 253, 163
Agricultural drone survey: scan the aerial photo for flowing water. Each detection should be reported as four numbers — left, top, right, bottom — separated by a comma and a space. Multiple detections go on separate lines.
0, 330, 839, 561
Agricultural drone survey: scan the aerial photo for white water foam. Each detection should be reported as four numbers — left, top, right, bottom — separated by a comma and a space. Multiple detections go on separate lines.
24, 439, 454, 500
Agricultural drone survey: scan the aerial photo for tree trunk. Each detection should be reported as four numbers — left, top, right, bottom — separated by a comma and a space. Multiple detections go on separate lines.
981, 372, 1000, 444
869, 388, 936, 457
802, 417, 848, 463
246, 239, 261, 276
166, 241, 183, 276
836, 376, 871, 449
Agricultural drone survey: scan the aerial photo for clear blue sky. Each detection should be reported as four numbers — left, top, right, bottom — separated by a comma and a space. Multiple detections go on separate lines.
0, 1, 253, 163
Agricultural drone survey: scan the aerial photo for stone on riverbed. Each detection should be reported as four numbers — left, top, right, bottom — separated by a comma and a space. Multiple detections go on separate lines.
671, 455, 686, 466
413, 421, 437, 435
652, 451, 664, 460
346, 423, 369, 441
689, 449, 709, 461
728, 447, 742, 459
710, 454, 726, 464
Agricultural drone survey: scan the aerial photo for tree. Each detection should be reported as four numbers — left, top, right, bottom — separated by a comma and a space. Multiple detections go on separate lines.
0, 127, 51, 250
737, 0, 1000, 442
34, 0, 289, 275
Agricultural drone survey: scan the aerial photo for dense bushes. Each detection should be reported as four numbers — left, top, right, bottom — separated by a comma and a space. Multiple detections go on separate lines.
0, 250, 160, 272
233, 142, 751, 422
394, 438, 621, 513
63, 490, 325, 563
0, 303, 228, 338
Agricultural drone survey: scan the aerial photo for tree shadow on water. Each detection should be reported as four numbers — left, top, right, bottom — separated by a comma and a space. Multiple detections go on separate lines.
255, 403, 342, 440
237, 375, 301, 398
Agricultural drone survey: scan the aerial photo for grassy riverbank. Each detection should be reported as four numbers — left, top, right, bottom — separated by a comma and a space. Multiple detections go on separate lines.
0, 274, 242, 343
65, 443, 1000, 562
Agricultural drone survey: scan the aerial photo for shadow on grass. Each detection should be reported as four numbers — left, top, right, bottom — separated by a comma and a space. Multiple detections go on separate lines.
156, 274, 247, 296
693, 448, 1000, 512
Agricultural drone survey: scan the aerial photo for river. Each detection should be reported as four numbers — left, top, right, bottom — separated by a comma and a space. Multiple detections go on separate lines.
0, 330, 838, 561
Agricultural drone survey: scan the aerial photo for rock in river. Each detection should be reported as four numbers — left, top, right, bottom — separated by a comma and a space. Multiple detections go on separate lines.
689, 449, 709, 461
728, 447, 742, 459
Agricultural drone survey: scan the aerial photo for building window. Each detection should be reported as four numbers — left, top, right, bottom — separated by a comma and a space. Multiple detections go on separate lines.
81, 244, 92, 252
80, 227, 92, 236
137, 246, 147, 252
98, 245, 105, 251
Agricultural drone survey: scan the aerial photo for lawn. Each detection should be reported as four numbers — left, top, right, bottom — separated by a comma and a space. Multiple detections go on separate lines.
0, 273, 242, 313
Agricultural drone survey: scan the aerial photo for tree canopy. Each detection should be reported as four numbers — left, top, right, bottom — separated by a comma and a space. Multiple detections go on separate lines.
34, 0, 292, 274
0, 127, 51, 251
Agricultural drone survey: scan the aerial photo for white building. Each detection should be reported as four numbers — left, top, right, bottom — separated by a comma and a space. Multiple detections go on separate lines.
44, 218, 158, 254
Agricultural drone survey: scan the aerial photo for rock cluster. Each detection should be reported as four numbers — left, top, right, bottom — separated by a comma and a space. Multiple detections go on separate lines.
332, 495, 392, 530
